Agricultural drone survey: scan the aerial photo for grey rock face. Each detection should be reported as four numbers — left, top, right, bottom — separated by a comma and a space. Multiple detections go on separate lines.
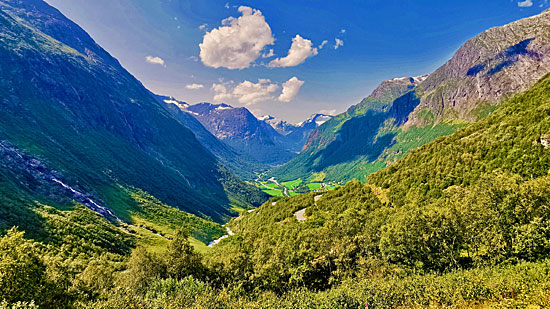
0, 140, 118, 221
408, 9, 550, 126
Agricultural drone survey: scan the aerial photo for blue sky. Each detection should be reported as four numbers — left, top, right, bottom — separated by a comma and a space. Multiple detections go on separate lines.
45, 0, 549, 123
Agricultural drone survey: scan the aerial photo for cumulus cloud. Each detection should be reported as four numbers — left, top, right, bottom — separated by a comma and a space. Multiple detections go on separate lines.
186, 83, 204, 90
199, 24, 207, 31
199, 6, 274, 70
278, 77, 304, 102
233, 79, 279, 105
145, 56, 166, 66
268, 35, 318, 68
213, 78, 304, 105
318, 40, 329, 49
518, 0, 533, 6
212, 79, 279, 105
334, 38, 344, 50
212, 83, 234, 102
262, 49, 275, 58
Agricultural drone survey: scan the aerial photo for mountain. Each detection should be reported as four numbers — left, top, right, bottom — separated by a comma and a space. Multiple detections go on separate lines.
407, 10, 550, 126
182, 103, 296, 165
0, 0, 266, 225
298, 113, 334, 129
156, 95, 267, 180
272, 10, 550, 183
272, 76, 430, 181
259, 115, 295, 135
261, 113, 334, 153
209, 72, 550, 304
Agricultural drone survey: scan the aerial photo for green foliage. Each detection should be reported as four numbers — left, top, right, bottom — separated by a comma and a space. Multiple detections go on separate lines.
38, 205, 134, 256
3, 3, 550, 306
0, 228, 46, 305
118, 247, 166, 294
127, 189, 225, 244
3, 69, 550, 308
262, 189, 284, 197
164, 229, 205, 280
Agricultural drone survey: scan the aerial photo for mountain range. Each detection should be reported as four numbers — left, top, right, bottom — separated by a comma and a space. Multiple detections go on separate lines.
3, 1, 550, 307
0, 0, 266, 226
261, 113, 334, 153
271, 9, 550, 183
163, 99, 333, 165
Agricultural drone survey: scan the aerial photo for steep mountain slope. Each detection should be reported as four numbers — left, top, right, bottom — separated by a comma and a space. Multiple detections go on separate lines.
185, 103, 296, 165
212, 73, 550, 297
273, 10, 550, 183
0, 0, 266, 224
408, 9, 550, 126
157, 95, 268, 180
272, 76, 431, 181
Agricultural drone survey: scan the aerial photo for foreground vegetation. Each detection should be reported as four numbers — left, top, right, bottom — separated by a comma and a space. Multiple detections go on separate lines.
2, 73, 550, 308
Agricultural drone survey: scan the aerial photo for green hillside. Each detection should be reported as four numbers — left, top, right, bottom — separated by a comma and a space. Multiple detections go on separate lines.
0, 0, 267, 225
202, 73, 550, 306
3, 1, 550, 308
272, 10, 550, 184
4, 71, 549, 308
270, 78, 465, 183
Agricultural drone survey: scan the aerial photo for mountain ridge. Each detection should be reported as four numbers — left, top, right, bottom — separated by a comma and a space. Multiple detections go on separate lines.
0, 0, 266, 224
272, 10, 550, 183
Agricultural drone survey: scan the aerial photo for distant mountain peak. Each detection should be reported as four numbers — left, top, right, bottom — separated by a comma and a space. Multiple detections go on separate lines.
298, 113, 334, 127
258, 115, 275, 121
158, 95, 190, 110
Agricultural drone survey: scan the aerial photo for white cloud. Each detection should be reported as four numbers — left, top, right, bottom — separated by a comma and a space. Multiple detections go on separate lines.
334, 38, 344, 50
145, 56, 166, 66
518, 0, 533, 7
199, 24, 207, 31
318, 40, 328, 49
278, 77, 304, 102
212, 77, 305, 105
262, 49, 275, 58
212, 83, 234, 102
340, 29, 346, 34
199, 6, 274, 70
186, 83, 204, 90
233, 79, 279, 105
268, 35, 318, 68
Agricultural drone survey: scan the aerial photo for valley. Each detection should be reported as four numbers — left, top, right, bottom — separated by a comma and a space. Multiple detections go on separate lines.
1, 0, 550, 308
256, 177, 339, 197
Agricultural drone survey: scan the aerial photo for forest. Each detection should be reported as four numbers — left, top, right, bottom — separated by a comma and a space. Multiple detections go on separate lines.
2, 72, 550, 308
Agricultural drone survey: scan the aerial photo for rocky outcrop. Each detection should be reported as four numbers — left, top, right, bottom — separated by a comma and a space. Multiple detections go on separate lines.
408, 9, 550, 126
274, 10, 550, 183
0, 140, 118, 221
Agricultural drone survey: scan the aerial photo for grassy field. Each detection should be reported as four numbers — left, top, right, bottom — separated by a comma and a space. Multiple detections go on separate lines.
261, 189, 284, 197
257, 178, 339, 198
281, 179, 302, 189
